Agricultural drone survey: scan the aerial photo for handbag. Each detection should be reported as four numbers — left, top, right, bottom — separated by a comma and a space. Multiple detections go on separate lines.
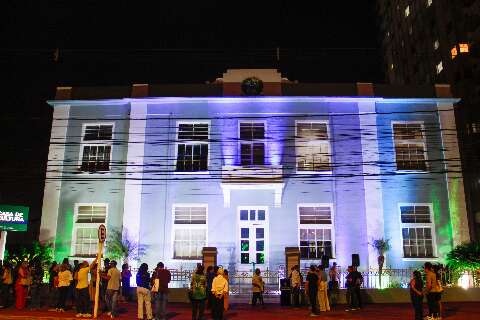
151, 278, 159, 293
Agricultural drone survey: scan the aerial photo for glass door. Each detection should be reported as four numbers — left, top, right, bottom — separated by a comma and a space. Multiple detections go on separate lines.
239, 207, 267, 265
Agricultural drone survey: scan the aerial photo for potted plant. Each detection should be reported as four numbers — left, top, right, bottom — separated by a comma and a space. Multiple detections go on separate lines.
370, 238, 391, 287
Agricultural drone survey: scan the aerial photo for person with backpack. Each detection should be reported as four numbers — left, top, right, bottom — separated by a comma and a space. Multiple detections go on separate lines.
251, 268, 265, 307
345, 265, 363, 311
136, 263, 153, 320
305, 265, 320, 316
190, 264, 207, 320
152, 262, 171, 320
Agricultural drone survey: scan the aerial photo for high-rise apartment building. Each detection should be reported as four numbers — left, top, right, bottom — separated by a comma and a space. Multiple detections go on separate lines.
377, 0, 480, 241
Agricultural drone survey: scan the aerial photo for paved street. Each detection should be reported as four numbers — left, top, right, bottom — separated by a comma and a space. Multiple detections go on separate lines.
0, 302, 479, 320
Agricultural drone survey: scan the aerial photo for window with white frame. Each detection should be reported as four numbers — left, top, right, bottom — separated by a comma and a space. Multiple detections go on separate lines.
239, 122, 265, 165
173, 205, 207, 260
80, 124, 113, 172
400, 205, 435, 258
299, 205, 334, 259
296, 122, 331, 172
176, 123, 209, 172
392, 122, 427, 171
73, 204, 107, 257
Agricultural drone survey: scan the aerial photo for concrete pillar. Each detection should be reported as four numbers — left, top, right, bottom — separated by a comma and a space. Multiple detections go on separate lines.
202, 247, 218, 270
285, 247, 300, 277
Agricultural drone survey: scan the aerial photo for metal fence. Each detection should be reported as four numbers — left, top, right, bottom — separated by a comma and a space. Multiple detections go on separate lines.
162, 267, 480, 294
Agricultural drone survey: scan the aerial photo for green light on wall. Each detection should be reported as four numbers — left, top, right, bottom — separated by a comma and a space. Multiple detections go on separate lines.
55, 208, 74, 261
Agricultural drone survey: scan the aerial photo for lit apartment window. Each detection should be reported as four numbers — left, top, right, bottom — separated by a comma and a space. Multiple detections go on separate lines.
400, 205, 436, 258
80, 124, 113, 172
296, 121, 331, 172
176, 123, 209, 172
434, 40, 439, 50
299, 205, 334, 259
240, 122, 265, 165
451, 46, 458, 59
459, 43, 469, 53
393, 122, 427, 171
405, 5, 410, 17
173, 205, 207, 260
427, 0, 433, 7
73, 204, 107, 257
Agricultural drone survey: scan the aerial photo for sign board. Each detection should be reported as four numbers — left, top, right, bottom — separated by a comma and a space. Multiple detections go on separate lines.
98, 224, 106, 242
0, 205, 29, 232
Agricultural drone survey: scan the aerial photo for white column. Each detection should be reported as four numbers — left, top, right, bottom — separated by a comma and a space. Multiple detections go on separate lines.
39, 105, 70, 243
122, 102, 147, 263
359, 101, 385, 269
437, 102, 470, 245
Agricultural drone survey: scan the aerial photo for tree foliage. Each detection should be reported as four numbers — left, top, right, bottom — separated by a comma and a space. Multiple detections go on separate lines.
105, 228, 147, 262
5, 241, 54, 267
370, 238, 391, 256
446, 242, 480, 271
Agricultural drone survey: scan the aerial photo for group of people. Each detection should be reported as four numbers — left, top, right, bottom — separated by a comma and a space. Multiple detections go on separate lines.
410, 262, 444, 320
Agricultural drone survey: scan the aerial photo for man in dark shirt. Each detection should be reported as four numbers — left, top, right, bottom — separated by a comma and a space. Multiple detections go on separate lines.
205, 266, 215, 310
153, 262, 171, 320
305, 265, 319, 316
345, 266, 363, 311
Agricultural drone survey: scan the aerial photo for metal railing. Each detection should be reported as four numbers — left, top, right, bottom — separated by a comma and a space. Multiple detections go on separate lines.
129, 267, 480, 292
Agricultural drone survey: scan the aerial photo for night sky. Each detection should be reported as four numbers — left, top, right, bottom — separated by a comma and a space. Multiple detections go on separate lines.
0, 1, 383, 245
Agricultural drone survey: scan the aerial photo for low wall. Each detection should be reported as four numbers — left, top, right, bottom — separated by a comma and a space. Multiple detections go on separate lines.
141, 287, 480, 304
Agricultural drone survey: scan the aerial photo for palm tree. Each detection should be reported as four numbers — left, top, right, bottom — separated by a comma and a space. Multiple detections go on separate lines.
370, 238, 391, 288
105, 228, 147, 264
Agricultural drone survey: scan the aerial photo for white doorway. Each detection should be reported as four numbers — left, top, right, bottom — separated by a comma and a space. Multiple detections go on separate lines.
238, 206, 268, 267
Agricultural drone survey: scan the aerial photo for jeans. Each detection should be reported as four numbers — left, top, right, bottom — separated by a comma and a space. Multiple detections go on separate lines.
252, 292, 264, 306
427, 292, 440, 317
212, 296, 224, 320
308, 289, 319, 314
292, 286, 300, 307
191, 298, 205, 320
30, 285, 42, 309
347, 287, 360, 309
57, 286, 69, 310
105, 289, 119, 316
154, 292, 168, 320
137, 287, 153, 320
411, 294, 423, 320
76, 288, 90, 314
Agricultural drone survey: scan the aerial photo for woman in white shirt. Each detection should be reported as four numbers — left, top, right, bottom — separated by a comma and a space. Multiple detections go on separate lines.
55, 264, 73, 312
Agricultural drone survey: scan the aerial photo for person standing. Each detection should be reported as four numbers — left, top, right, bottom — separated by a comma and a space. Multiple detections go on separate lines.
56, 263, 73, 312
205, 266, 215, 310
223, 270, 229, 312
290, 265, 301, 308
305, 265, 320, 316
48, 262, 59, 308
137, 263, 153, 320
251, 268, 264, 307
15, 261, 30, 310
409, 270, 424, 320
190, 264, 207, 320
29, 258, 44, 310
328, 262, 339, 307
121, 263, 132, 302
424, 262, 442, 320
75, 261, 92, 318
317, 265, 330, 312
153, 262, 171, 320
211, 267, 228, 320
100, 258, 111, 312
0, 262, 13, 308
345, 266, 363, 311
104, 260, 121, 319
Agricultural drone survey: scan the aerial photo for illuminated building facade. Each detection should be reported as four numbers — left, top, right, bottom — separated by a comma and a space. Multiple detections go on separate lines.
40, 69, 469, 270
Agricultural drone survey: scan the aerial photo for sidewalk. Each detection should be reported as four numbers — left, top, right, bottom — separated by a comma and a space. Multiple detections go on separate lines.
0, 302, 479, 319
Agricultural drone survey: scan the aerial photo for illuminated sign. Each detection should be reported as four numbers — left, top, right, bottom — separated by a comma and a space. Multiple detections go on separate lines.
0, 205, 29, 232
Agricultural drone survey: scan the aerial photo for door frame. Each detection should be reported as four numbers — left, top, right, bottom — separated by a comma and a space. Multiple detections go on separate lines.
237, 206, 269, 269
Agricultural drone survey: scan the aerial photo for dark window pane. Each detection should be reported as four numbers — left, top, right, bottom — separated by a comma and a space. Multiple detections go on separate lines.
256, 240, 264, 251
241, 240, 249, 252
240, 210, 248, 220
256, 253, 265, 264
258, 210, 265, 220
256, 228, 264, 239
241, 253, 249, 264
241, 228, 249, 238
241, 144, 251, 165
252, 143, 265, 165
250, 210, 256, 220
